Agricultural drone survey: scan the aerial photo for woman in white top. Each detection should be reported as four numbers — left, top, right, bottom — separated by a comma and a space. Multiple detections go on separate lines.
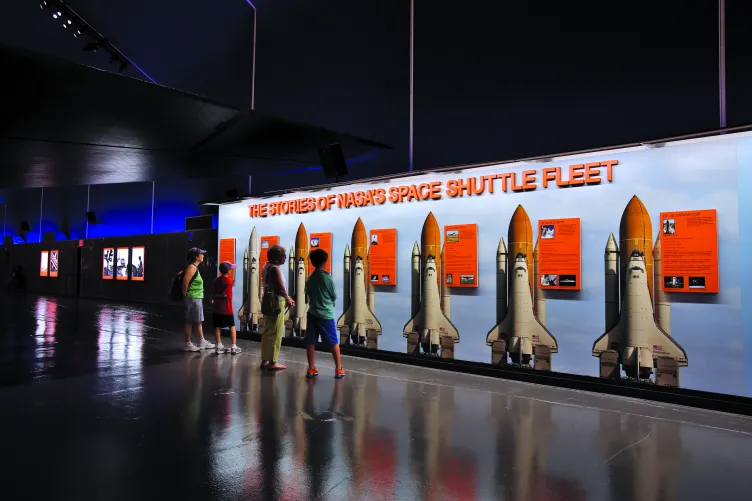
260, 245, 295, 370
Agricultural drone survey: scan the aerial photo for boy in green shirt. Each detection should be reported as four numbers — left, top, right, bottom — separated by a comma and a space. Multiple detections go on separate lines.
305, 249, 345, 379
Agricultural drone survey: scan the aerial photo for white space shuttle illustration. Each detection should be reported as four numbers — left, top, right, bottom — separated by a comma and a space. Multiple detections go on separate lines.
592, 196, 688, 386
238, 227, 262, 332
337, 223, 383, 346
486, 206, 557, 370
403, 212, 459, 356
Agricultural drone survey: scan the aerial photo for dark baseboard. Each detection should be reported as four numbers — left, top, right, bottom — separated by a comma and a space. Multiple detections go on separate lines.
239, 331, 752, 416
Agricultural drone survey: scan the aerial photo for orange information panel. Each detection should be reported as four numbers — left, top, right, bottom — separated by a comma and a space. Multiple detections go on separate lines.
537, 218, 581, 290
369, 228, 397, 286
310, 233, 332, 274
443, 224, 478, 288
259, 236, 279, 272
40, 251, 49, 277
659, 209, 719, 293
219, 238, 236, 281
49, 250, 59, 278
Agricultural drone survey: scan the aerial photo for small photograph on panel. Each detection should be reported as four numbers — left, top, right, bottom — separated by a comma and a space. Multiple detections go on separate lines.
541, 274, 558, 286
310, 237, 320, 248
689, 276, 706, 289
371, 234, 378, 245
460, 274, 475, 285
541, 225, 555, 239
446, 273, 453, 285
559, 274, 577, 287
664, 276, 684, 289
663, 218, 676, 235
261, 240, 269, 249
446, 230, 459, 243
371, 274, 379, 283
381, 275, 390, 283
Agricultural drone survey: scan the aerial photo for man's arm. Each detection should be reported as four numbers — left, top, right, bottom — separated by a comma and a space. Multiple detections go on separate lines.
182, 266, 196, 297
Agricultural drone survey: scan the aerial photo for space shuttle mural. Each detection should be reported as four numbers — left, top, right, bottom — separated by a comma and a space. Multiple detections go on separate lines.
403, 212, 459, 358
286, 223, 309, 337
486, 205, 558, 370
238, 226, 263, 332
337, 218, 383, 348
592, 195, 688, 387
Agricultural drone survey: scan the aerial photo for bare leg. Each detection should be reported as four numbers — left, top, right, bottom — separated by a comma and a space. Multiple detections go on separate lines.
215, 327, 222, 344
183, 324, 192, 343
331, 344, 342, 371
195, 322, 204, 340
229, 326, 237, 345
307, 344, 316, 370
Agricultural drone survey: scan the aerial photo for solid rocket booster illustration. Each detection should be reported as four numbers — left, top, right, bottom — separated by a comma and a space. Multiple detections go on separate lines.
653, 233, 671, 335
286, 223, 309, 336
533, 240, 546, 325
592, 196, 688, 384
486, 205, 557, 368
238, 227, 262, 331
343, 245, 351, 312
440, 247, 451, 318
337, 218, 382, 345
403, 212, 460, 354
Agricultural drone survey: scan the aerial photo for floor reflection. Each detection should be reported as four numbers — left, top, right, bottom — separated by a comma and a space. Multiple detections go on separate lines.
95, 306, 145, 391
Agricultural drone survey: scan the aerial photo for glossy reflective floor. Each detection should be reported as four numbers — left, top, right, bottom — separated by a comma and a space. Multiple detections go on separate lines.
2, 294, 752, 500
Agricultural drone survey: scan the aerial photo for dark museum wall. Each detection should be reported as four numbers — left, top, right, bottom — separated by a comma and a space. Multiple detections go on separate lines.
0, 178, 250, 244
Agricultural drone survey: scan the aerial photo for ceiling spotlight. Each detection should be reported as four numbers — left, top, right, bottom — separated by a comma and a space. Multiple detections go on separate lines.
52, 13, 58, 18
67, 20, 72, 24
62, 23, 67, 28
40, 1, 49, 8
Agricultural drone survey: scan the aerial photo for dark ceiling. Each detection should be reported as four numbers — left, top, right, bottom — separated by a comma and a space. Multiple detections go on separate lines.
0, 44, 390, 188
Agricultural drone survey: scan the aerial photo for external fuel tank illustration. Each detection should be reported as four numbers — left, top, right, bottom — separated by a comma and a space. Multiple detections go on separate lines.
337, 218, 382, 347
403, 212, 460, 357
285, 223, 309, 337
486, 205, 558, 370
238, 226, 262, 332
592, 196, 688, 386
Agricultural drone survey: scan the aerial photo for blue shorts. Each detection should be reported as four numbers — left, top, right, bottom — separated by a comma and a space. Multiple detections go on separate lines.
305, 314, 338, 346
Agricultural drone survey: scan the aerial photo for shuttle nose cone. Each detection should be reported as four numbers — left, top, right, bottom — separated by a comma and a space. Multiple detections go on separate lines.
630, 249, 642, 258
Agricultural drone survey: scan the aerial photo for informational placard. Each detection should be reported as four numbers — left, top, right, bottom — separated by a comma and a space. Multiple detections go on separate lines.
40, 251, 49, 277
659, 209, 719, 293
131, 247, 145, 281
116, 247, 130, 280
443, 224, 478, 288
102, 248, 114, 279
369, 228, 397, 286
309, 232, 332, 274
259, 236, 279, 272
49, 250, 59, 278
218, 238, 236, 281
537, 218, 581, 290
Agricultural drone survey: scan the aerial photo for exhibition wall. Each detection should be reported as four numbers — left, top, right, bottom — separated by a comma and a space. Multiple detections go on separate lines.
0, 230, 218, 306
220, 131, 752, 398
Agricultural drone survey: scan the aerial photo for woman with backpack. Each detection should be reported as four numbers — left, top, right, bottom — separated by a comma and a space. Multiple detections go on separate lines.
260, 244, 295, 370
182, 247, 215, 352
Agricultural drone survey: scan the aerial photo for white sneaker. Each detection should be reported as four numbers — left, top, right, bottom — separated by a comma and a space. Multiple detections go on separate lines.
215, 343, 228, 354
199, 338, 216, 350
184, 342, 200, 352
230, 345, 242, 355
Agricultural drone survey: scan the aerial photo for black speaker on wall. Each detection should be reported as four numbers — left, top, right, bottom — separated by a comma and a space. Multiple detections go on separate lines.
20, 221, 30, 232
185, 215, 213, 231
318, 143, 348, 179
86, 211, 98, 224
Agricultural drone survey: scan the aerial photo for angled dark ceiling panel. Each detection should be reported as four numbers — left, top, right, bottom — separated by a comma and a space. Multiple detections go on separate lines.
0, 44, 391, 188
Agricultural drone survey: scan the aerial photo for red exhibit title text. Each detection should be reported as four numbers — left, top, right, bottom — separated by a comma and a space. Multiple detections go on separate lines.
249, 160, 618, 218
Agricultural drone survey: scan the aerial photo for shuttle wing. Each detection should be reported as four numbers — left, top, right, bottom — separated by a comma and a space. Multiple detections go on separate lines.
403, 309, 460, 342
486, 314, 558, 352
593, 318, 688, 366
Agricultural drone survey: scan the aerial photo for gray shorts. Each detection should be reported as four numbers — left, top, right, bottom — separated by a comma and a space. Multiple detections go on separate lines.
184, 297, 204, 324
